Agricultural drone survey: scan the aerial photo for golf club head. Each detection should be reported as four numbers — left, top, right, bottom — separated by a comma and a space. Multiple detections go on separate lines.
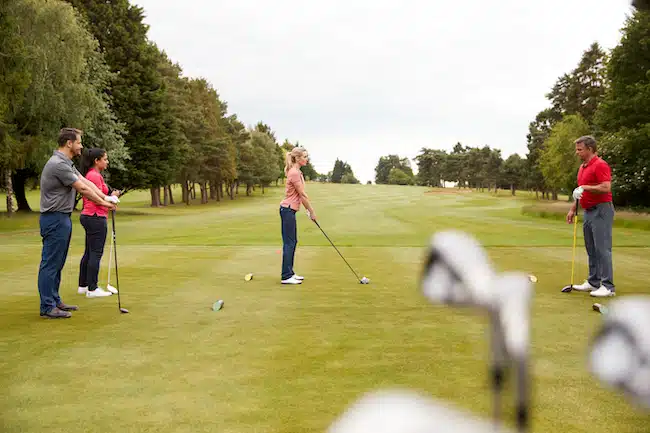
492, 272, 534, 360
588, 296, 650, 409
421, 230, 496, 308
561, 285, 573, 293
492, 272, 534, 431
119, 307, 129, 314
327, 389, 517, 433
360, 277, 370, 284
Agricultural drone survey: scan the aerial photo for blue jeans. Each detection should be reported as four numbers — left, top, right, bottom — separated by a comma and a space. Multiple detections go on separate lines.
280, 206, 297, 280
38, 212, 72, 314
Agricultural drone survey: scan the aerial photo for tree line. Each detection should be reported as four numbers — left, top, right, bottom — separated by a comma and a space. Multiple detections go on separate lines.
2, 2, 648, 213
0, 0, 320, 215
371, 10, 650, 209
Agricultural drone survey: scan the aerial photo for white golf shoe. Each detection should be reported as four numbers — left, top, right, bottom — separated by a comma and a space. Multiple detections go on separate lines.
572, 280, 599, 292
78, 286, 88, 295
292, 274, 304, 281
86, 287, 113, 298
590, 286, 616, 298
106, 284, 118, 294
281, 276, 303, 285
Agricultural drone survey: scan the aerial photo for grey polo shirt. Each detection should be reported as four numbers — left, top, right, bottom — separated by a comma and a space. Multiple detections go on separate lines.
40, 150, 81, 213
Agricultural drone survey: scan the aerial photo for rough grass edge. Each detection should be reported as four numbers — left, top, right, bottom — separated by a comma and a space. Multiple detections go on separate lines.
521, 204, 650, 231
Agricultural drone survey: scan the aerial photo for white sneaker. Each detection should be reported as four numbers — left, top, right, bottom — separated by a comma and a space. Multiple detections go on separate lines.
86, 287, 113, 298
572, 280, 599, 292
292, 274, 304, 281
281, 276, 303, 285
590, 286, 615, 298
106, 284, 118, 294
78, 286, 88, 295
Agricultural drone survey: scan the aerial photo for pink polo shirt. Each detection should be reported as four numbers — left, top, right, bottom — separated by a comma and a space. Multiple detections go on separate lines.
280, 168, 305, 211
81, 168, 109, 218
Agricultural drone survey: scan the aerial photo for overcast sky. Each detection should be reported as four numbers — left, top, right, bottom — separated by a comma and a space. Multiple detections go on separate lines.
134, 0, 634, 183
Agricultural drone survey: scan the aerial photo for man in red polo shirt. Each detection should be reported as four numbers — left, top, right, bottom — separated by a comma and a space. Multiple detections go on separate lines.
566, 135, 616, 298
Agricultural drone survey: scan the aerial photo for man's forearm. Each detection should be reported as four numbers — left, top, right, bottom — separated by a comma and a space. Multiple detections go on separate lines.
583, 182, 611, 194
78, 183, 109, 206
82, 176, 108, 199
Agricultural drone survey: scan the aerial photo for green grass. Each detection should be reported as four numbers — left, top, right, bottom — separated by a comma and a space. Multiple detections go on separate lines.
1, 184, 650, 433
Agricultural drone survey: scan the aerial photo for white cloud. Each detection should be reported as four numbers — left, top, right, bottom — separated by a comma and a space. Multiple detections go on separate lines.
135, 0, 634, 183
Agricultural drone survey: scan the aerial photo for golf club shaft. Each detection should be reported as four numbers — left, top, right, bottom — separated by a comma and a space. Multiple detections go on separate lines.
490, 313, 506, 432
314, 220, 361, 281
516, 357, 529, 433
111, 210, 123, 310
107, 218, 113, 285
570, 207, 579, 288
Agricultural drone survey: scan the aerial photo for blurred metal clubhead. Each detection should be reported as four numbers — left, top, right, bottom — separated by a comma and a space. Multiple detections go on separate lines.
327, 389, 517, 433
421, 230, 496, 308
588, 296, 650, 409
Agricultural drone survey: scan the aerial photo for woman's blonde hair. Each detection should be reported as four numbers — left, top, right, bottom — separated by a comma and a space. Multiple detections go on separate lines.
284, 147, 307, 174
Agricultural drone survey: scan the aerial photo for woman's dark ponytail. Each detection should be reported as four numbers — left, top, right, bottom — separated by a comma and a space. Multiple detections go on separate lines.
79, 148, 106, 176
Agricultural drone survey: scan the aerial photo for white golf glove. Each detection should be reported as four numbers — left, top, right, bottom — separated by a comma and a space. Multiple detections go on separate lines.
573, 186, 584, 200
105, 195, 120, 204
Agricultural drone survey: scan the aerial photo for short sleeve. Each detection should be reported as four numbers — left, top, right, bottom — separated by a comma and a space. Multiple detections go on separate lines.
594, 161, 612, 183
288, 169, 302, 186
84, 169, 102, 188
55, 162, 79, 187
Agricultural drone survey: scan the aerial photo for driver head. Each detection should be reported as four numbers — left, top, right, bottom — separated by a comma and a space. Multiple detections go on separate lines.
421, 230, 496, 308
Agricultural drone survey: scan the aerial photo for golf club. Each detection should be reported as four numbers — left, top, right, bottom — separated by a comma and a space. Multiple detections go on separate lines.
588, 296, 650, 409
309, 214, 369, 284
111, 210, 129, 314
561, 206, 580, 293
105, 221, 118, 294
420, 230, 533, 433
328, 389, 518, 433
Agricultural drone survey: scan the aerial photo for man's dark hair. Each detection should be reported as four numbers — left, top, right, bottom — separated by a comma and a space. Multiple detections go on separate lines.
575, 135, 597, 152
57, 128, 82, 147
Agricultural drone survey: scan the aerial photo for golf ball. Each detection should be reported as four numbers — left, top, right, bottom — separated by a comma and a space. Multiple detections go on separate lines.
529, 275, 537, 283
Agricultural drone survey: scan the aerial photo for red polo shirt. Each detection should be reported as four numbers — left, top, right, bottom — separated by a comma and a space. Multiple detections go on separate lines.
577, 156, 612, 210
81, 168, 109, 218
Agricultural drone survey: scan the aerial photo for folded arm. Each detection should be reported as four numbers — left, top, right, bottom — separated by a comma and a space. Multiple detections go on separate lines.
582, 181, 611, 194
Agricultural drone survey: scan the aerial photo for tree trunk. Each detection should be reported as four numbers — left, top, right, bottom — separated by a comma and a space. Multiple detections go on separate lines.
236, 181, 240, 195
12, 169, 31, 212
511, 184, 516, 196
229, 182, 235, 199
262, 184, 265, 194
209, 180, 217, 200
200, 182, 208, 204
4, 169, 14, 217
182, 181, 190, 205
191, 183, 196, 200
552, 190, 558, 201
150, 187, 161, 207
167, 185, 175, 205
163, 185, 170, 206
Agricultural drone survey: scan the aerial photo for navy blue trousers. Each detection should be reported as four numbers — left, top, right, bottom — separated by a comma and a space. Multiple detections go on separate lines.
38, 212, 72, 314
280, 206, 297, 280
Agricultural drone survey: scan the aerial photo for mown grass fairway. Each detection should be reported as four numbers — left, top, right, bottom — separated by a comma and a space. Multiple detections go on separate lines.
1, 184, 650, 433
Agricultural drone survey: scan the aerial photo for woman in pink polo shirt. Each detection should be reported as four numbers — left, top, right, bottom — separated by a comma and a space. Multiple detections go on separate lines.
279, 147, 317, 285
77, 148, 120, 298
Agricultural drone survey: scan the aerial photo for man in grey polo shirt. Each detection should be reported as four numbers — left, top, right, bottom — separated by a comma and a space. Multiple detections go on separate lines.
38, 128, 119, 319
